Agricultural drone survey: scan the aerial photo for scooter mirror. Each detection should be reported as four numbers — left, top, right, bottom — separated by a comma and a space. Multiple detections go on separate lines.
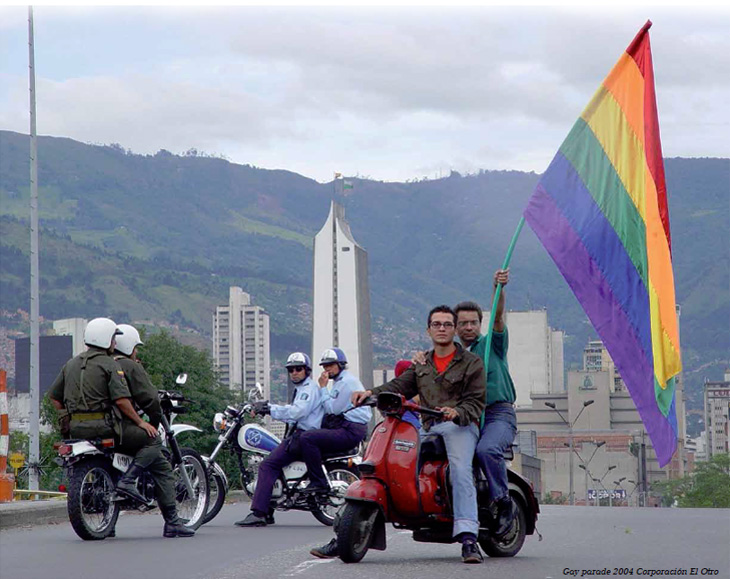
175, 373, 188, 385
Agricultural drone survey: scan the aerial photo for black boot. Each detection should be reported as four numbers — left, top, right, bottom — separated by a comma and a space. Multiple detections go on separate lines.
115, 463, 147, 504
234, 511, 268, 527
494, 496, 515, 538
265, 509, 276, 525
160, 505, 195, 538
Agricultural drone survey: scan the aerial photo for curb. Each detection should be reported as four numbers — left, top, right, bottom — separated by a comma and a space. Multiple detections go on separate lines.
0, 499, 69, 530
0, 490, 250, 531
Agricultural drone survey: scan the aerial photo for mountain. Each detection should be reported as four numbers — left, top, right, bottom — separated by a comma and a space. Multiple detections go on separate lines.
1, 130, 728, 424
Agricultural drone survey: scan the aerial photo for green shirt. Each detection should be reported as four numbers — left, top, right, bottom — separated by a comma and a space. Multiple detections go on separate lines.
49, 349, 131, 413
468, 328, 516, 406
114, 356, 163, 428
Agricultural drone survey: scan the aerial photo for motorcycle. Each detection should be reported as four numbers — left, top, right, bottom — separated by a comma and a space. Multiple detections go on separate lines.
55, 374, 209, 540
336, 392, 540, 563
202, 385, 361, 526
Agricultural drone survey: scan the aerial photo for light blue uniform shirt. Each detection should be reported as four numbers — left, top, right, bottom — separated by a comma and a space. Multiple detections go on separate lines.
321, 369, 372, 425
269, 376, 324, 432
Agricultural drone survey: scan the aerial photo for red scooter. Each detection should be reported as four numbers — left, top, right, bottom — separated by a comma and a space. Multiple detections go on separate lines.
336, 392, 539, 563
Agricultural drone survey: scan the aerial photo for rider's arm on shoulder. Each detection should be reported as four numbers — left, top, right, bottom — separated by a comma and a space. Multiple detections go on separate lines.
372, 366, 418, 400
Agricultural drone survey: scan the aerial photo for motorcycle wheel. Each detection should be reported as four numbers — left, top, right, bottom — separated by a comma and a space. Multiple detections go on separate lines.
479, 494, 527, 557
336, 502, 377, 563
201, 470, 227, 525
67, 458, 120, 541
172, 448, 209, 530
310, 464, 360, 526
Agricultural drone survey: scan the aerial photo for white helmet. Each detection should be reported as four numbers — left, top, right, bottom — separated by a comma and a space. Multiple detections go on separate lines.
115, 324, 143, 356
84, 318, 122, 349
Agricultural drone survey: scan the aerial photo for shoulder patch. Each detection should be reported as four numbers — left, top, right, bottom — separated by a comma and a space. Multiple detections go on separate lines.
298, 392, 310, 401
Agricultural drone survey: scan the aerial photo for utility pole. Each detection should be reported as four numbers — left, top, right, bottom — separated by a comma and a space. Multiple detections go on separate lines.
27, 5, 41, 491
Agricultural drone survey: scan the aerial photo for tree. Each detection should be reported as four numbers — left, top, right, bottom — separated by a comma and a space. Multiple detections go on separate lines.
136, 330, 245, 486
653, 453, 730, 508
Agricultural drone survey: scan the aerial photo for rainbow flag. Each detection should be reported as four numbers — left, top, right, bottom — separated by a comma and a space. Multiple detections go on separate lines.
524, 21, 681, 466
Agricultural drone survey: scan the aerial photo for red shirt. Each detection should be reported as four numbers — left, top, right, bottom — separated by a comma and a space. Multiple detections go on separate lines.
433, 350, 455, 374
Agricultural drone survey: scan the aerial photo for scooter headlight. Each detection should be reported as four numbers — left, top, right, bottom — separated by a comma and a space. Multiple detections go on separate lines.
213, 412, 226, 432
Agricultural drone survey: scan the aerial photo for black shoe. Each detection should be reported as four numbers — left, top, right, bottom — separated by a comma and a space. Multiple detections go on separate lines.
494, 496, 515, 538
265, 511, 275, 525
461, 541, 483, 564
163, 521, 195, 538
234, 512, 268, 527
115, 463, 147, 504
310, 538, 339, 559
302, 483, 330, 494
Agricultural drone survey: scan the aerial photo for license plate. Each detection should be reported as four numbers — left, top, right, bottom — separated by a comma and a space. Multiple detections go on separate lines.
112, 453, 133, 472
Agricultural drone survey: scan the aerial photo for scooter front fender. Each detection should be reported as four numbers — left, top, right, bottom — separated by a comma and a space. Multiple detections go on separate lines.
345, 478, 390, 517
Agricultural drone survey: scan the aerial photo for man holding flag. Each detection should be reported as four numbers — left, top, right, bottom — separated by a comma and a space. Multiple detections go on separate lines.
453, 269, 517, 538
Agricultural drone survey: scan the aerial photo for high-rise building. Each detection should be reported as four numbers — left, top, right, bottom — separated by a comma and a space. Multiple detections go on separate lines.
703, 371, 730, 459
53, 318, 87, 356
312, 201, 373, 389
482, 309, 564, 406
212, 287, 270, 399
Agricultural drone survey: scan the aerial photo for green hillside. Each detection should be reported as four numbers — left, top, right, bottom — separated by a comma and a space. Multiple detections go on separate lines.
1, 130, 728, 426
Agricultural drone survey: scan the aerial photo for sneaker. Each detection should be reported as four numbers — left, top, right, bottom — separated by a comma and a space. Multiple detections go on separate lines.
461, 541, 483, 564
310, 538, 339, 559
234, 512, 268, 527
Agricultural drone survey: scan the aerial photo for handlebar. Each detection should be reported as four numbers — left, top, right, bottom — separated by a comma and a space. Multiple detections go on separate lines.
354, 392, 445, 418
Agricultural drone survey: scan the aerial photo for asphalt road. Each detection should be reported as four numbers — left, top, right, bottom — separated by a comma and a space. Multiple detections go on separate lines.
1, 504, 728, 579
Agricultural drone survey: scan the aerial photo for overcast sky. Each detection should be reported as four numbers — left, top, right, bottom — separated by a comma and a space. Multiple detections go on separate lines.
1, 5, 728, 182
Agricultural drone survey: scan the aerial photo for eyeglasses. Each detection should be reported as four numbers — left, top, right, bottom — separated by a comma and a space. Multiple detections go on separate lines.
429, 321, 455, 329
457, 320, 481, 328
287, 366, 306, 373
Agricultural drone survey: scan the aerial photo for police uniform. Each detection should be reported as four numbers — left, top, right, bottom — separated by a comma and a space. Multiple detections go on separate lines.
49, 348, 131, 440
299, 369, 371, 489
249, 375, 323, 516
114, 355, 176, 511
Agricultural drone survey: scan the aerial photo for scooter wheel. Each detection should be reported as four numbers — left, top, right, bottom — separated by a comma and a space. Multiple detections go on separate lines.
336, 503, 377, 563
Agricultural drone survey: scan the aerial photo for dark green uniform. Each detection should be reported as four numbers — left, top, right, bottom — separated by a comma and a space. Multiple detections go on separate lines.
49, 348, 131, 440
115, 355, 176, 510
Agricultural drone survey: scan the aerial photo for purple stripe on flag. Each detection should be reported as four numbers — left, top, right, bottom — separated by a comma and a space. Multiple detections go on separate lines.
540, 153, 652, 360
524, 185, 677, 464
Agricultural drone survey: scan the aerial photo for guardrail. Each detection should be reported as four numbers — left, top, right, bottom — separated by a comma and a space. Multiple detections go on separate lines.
13, 489, 67, 499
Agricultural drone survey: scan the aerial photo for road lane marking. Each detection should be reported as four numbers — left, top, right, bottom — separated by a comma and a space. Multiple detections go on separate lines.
284, 559, 334, 576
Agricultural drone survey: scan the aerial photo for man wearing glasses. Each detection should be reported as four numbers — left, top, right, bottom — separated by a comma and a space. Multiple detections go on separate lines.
351, 305, 487, 564
235, 352, 324, 527
453, 268, 518, 539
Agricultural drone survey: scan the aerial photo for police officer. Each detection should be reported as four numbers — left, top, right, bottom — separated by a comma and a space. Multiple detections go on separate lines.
235, 352, 324, 527
113, 324, 194, 538
298, 348, 372, 493
48, 318, 192, 539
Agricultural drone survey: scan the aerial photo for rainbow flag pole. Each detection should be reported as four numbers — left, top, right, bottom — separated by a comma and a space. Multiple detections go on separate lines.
522, 21, 681, 466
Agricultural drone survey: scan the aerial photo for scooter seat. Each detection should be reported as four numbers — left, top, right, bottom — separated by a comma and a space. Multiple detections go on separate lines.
419, 434, 446, 461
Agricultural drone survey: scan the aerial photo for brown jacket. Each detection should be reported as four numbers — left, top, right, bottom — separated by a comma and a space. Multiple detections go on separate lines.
372, 343, 486, 430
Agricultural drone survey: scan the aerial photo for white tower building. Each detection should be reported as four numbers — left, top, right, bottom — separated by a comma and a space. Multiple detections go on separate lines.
312, 201, 373, 389
213, 287, 271, 399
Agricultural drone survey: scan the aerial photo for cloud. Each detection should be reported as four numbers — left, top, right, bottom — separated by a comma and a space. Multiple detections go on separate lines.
1, 6, 728, 181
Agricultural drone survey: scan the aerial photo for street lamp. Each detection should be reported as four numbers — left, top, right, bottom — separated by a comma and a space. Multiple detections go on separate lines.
611, 477, 627, 507
573, 440, 605, 505
545, 399, 594, 505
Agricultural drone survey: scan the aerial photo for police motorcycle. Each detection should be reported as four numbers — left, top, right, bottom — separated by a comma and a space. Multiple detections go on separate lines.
202, 383, 361, 526
335, 393, 540, 563
55, 374, 209, 540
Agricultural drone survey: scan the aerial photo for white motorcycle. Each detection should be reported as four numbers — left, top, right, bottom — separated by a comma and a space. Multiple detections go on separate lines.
202, 384, 361, 526
55, 374, 209, 540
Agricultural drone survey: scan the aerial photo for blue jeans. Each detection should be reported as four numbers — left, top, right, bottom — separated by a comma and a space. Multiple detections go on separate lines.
427, 421, 479, 537
476, 402, 517, 503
